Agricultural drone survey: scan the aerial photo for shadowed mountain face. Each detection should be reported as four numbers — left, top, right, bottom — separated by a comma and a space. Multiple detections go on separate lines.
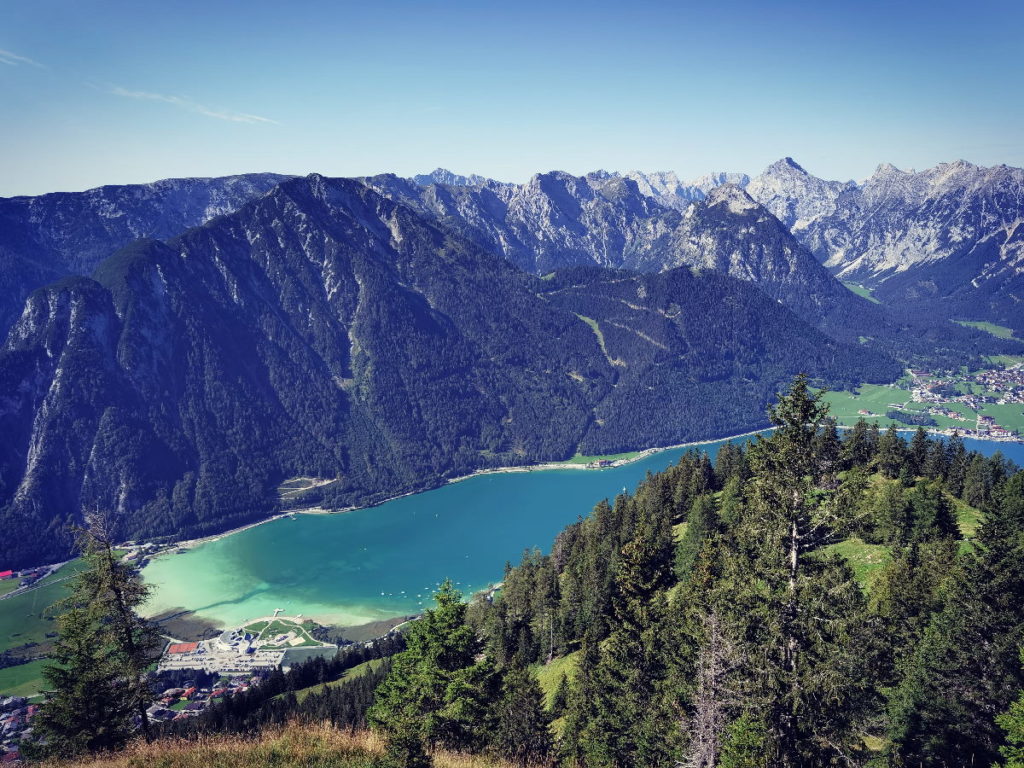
0, 173, 289, 338
0, 175, 900, 567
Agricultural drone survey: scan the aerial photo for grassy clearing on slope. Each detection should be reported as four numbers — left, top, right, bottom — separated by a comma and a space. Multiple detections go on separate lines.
289, 658, 386, 704
842, 282, 881, 304
985, 354, 1024, 368
954, 320, 1017, 340
0, 658, 48, 697
574, 314, 625, 367
824, 539, 891, 591
533, 651, 581, 710
564, 450, 643, 465
38, 723, 532, 768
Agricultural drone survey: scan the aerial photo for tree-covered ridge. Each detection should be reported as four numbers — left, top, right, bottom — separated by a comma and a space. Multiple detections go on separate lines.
455, 382, 1024, 767
0, 177, 899, 568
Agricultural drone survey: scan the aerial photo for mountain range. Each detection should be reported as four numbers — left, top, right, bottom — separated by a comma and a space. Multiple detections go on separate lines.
0, 158, 1020, 566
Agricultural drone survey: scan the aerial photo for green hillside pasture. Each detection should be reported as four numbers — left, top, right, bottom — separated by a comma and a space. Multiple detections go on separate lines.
824, 539, 891, 591
288, 658, 385, 704
985, 355, 1024, 368
0, 659, 48, 697
955, 320, 1017, 339
842, 282, 881, 304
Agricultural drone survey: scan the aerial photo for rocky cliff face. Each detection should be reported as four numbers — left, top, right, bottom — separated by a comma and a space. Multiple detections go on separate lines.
0, 175, 897, 567
745, 159, 1024, 332
0, 173, 289, 337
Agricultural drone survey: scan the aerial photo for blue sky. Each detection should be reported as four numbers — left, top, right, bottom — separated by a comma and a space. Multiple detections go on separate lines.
2, 0, 1022, 196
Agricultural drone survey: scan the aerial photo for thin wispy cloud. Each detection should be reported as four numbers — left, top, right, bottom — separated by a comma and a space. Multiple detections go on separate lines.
0, 48, 44, 68
109, 85, 277, 125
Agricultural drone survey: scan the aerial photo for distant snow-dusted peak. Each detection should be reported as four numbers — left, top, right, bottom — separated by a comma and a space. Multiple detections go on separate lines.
412, 168, 495, 187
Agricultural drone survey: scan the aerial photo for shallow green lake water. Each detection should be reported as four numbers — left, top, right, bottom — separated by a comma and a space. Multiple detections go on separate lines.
141, 438, 748, 628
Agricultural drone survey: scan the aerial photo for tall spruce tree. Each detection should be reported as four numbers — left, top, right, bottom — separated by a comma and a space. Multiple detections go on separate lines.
675, 494, 720, 581
888, 471, 1024, 766
719, 375, 877, 766
998, 648, 1024, 768
27, 516, 160, 759
491, 655, 553, 767
369, 580, 497, 767
582, 497, 679, 767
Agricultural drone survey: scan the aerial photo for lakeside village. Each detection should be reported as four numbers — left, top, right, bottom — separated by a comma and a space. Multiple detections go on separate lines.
855, 363, 1024, 441
1, 615, 341, 762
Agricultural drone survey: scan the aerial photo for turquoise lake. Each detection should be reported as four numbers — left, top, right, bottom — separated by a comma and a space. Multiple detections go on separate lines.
141, 435, 1024, 629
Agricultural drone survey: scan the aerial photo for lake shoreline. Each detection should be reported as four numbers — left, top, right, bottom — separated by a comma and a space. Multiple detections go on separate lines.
150, 422, 1022, 557
161, 428, 773, 554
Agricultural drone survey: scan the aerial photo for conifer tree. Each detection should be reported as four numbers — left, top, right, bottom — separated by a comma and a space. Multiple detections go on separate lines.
549, 673, 569, 718
721, 375, 876, 766
875, 425, 907, 478
675, 494, 720, 580
888, 471, 1024, 766
584, 501, 679, 767
998, 648, 1024, 768
909, 426, 930, 476
27, 516, 160, 759
369, 580, 496, 767
491, 655, 553, 767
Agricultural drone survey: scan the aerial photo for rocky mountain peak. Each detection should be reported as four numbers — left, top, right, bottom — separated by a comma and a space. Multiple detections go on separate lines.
705, 183, 759, 214
765, 157, 808, 175
412, 168, 493, 187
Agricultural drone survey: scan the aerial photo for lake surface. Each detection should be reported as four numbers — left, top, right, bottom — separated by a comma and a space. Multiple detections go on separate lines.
141, 435, 1024, 630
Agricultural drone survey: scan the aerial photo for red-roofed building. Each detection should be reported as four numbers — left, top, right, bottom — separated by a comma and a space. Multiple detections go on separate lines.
167, 642, 199, 654
0, 571, 13, 580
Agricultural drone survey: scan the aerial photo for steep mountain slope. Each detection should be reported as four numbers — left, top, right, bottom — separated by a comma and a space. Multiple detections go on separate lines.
747, 159, 1024, 333
0, 173, 289, 337
364, 172, 861, 318
0, 175, 898, 567
367, 172, 996, 359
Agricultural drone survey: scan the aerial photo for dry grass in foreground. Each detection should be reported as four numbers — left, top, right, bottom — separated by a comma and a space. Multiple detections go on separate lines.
37, 722, 533, 768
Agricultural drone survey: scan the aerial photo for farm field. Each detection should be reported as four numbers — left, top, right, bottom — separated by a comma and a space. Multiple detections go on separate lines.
0, 659, 48, 697
823, 383, 1023, 433
565, 450, 643, 465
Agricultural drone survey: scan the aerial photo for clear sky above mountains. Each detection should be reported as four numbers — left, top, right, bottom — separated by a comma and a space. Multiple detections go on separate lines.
2, 0, 1022, 196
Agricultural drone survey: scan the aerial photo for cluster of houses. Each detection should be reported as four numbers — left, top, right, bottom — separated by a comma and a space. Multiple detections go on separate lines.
145, 675, 262, 724
1, 696, 36, 764
0, 568, 49, 591
906, 367, 1022, 441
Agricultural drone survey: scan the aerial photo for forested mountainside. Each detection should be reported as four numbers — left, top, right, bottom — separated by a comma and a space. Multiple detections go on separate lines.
744, 158, 1024, 334
366, 170, 1017, 364
0, 173, 288, 337
0, 175, 897, 568
97, 383, 1024, 768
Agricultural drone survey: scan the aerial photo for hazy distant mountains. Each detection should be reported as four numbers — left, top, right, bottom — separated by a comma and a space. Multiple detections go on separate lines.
0, 175, 895, 567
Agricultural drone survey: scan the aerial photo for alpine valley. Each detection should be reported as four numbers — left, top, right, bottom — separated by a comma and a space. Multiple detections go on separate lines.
1, 159, 1022, 568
